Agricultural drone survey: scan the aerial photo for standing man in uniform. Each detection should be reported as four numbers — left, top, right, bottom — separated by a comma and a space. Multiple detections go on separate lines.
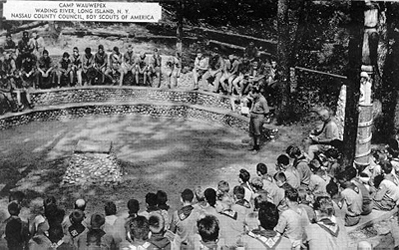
248, 86, 269, 153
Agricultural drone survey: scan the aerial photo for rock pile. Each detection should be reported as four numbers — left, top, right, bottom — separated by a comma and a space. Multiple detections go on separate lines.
62, 152, 123, 186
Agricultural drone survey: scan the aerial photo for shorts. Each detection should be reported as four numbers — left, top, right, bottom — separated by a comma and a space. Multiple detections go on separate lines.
249, 113, 264, 137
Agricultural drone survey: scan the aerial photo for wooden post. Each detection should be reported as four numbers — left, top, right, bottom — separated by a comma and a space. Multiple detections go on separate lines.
176, 0, 183, 54
343, 1, 364, 167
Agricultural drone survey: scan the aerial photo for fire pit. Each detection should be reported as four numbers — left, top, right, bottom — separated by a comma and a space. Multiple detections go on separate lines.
62, 140, 123, 186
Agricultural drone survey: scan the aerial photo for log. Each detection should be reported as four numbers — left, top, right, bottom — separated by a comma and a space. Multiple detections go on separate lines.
62, 29, 131, 38
208, 40, 272, 58
295, 66, 347, 80
190, 27, 277, 55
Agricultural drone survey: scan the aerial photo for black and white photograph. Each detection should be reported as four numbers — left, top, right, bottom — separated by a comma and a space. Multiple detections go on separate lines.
0, 0, 398, 249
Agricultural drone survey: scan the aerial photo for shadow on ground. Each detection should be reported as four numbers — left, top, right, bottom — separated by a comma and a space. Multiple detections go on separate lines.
0, 114, 307, 213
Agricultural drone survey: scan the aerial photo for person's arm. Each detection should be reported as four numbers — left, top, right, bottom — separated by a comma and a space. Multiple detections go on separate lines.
36, 58, 44, 74
215, 57, 224, 73
317, 122, 339, 144
261, 98, 269, 115
374, 181, 388, 202
273, 212, 287, 235
169, 212, 177, 233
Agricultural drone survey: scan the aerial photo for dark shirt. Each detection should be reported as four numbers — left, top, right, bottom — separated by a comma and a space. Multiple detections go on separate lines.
38, 56, 53, 71
59, 58, 71, 70
71, 55, 82, 68
4, 40, 16, 50
21, 57, 36, 73
94, 52, 107, 68
18, 38, 30, 54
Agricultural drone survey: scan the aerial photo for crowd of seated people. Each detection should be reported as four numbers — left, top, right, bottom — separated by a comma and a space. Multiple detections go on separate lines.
192, 44, 280, 115
0, 32, 182, 115
2, 133, 398, 249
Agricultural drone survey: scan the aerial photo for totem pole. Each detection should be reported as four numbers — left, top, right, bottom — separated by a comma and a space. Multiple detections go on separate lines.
355, 0, 379, 166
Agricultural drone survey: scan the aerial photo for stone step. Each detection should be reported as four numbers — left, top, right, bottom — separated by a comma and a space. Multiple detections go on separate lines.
75, 140, 112, 154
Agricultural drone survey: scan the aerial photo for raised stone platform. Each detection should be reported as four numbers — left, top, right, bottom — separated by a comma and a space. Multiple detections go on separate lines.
63, 140, 122, 186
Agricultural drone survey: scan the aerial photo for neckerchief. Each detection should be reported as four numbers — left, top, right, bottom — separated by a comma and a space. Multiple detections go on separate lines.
248, 229, 282, 249
316, 216, 339, 237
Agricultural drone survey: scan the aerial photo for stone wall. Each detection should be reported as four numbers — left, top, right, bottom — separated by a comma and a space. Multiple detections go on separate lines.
31, 87, 232, 110
0, 87, 247, 130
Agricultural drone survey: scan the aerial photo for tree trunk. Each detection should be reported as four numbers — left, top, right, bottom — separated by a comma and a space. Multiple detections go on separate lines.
290, 0, 309, 67
343, 1, 364, 167
276, 0, 291, 124
381, 3, 399, 139
176, 0, 184, 54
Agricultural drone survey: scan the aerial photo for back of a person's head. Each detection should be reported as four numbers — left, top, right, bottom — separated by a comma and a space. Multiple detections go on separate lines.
250, 177, 263, 191
148, 213, 165, 234
326, 179, 339, 197
258, 202, 279, 230
273, 172, 287, 183
313, 196, 334, 217
197, 215, 219, 243
217, 180, 230, 194
74, 199, 86, 211
8, 201, 20, 216
70, 209, 84, 224
104, 201, 117, 216
181, 189, 194, 203
48, 223, 64, 243
256, 163, 268, 175
45, 204, 65, 225
325, 148, 340, 159
380, 160, 393, 174
239, 169, 250, 183
204, 188, 217, 207
233, 186, 245, 200
285, 187, 299, 202
90, 213, 105, 229
345, 166, 357, 180
145, 192, 158, 207
254, 190, 269, 209
129, 216, 149, 241
9, 191, 25, 204
286, 145, 301, 158
277, 154, 290, 166
374, 174, 384, 188
156, 190, 168, 206
127, 199, 140, 216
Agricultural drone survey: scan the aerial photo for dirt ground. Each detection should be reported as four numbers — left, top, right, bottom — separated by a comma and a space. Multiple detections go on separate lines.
0, 114, 308, 215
